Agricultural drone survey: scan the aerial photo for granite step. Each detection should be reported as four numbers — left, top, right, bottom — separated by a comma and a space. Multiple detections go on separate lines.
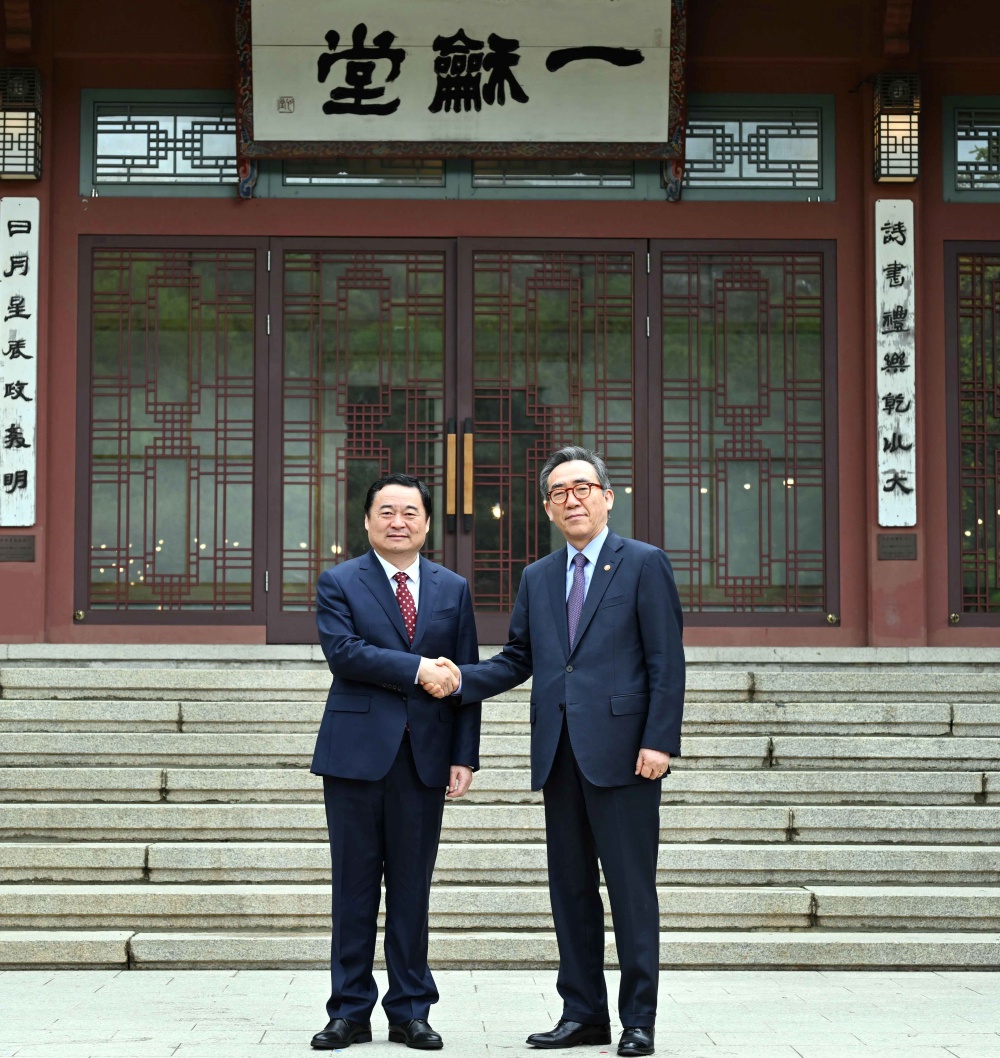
3, 884, 999, 932
1, 767, 988, 805
5, 664, 999, 703
0, 666, 747, 701
3, 802, 999, 844
3, 732, 998, 770
681, 702, 956, 736
751, 671, 1000, 703
3, 699, 986, 737
3, 799, 994, 842
0, 883, 815, 931
3, 929, 998, 971
2, 644, 999, 667
4, 842, 999, 886
0, 802, 793, 843
0, 731, 769, 771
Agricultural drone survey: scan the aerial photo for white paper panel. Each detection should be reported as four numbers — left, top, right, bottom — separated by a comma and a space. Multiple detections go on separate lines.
0, 196, 39, 528
875, 199, 916, 528
250, 0, 671, 143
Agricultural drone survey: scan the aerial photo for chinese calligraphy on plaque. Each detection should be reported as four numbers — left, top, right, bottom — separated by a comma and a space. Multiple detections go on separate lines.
0, 197, 39, 527
875, 199, 915, 527
249, 0, 671, 146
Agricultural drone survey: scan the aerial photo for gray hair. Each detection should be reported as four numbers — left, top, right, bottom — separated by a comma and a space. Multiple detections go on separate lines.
539, 446, 612, 498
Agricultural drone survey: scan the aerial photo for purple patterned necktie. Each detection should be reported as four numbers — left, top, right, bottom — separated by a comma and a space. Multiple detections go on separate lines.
567, 552, 587, 649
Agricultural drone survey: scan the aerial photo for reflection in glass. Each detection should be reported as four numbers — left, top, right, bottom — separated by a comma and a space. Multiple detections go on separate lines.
957, 253, 1000, 611
471, 251, 635, 610
280, 252, 447, 611
662, 252, 826, 612
88, 249, 256, 610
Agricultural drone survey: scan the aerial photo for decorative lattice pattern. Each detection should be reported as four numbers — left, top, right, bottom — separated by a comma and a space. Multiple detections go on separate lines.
0, 69, 41, 180
956, 253, 1000, 612
684, 107, 822, 189
280, 251, 448, 611
94, 103, 237, 185
87, 249, 256, 610
661, 251, 827, 612
955, 109, 1000, 191
471, 250, 635, 610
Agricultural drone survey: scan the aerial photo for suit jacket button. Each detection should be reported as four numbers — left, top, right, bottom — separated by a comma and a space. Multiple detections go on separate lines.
565, 664, 573, 672
558, 703, 565, 711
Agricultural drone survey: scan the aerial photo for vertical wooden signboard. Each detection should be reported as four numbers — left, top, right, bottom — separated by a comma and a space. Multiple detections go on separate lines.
875, 199, 916, 527
0, 196, 39, 527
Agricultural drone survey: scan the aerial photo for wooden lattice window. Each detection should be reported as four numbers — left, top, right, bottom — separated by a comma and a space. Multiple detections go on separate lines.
951, 249, 1000, 616
80, 244, 259, 615
658, 245, 837, 618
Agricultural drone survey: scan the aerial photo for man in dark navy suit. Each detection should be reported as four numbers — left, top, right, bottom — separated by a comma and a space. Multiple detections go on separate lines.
310, 473, 481, 1051
425, 447, 684, 1058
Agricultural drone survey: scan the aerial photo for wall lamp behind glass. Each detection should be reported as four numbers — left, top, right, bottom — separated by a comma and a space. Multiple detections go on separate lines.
0, 68, 42, 180
873, 72, 920, 183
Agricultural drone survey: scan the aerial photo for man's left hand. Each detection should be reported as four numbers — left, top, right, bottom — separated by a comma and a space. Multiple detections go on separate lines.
447, 765, 474, 799
635, 748, 671, 780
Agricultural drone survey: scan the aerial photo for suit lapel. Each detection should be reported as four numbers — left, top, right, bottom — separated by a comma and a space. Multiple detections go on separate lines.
410, 557, 440, 651
569, 531, 624, 656
546, 549, 571, 660
359, 551, 411, 647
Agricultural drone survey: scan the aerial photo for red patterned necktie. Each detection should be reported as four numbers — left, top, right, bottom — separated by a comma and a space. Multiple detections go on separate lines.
394, 571, 417, 643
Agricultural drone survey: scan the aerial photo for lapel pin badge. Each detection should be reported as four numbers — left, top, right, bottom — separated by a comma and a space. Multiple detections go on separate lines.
604, 564, 611, 571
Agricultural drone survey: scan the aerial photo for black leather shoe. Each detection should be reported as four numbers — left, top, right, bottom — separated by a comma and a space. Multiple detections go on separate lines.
388, 1019, 443, 1050
618, 1026, 655, 1056
311, 1018, 372, 1049
526, 1020, 613, 1048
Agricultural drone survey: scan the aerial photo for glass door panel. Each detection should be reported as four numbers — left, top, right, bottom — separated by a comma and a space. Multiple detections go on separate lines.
80, 245, 261, 619
654, 244, 837, 620
952, 249, 1000, 617
269, 242, 452, 642
460, 243, 642, 634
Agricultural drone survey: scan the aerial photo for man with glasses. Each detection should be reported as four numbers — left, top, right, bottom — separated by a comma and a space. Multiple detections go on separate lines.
424, 447, 685, 1057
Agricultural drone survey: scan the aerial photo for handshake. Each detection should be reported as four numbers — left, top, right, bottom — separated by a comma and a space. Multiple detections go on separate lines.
417, 656, 462, 698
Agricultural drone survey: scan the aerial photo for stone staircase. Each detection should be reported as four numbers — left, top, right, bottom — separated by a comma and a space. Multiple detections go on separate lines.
1, 645, 999, 970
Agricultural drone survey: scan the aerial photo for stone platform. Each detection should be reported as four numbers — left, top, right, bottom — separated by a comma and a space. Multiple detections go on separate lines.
1, 646, 999, 971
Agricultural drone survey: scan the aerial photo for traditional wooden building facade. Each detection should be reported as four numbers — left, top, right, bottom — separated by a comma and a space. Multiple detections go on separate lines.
0, 0, 998, 647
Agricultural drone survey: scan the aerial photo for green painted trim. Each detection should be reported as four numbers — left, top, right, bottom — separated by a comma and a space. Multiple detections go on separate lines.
79, 89, 239, 199
462, 160, 663, 200
265, 158, 457, 198
262, 158, 669, 201
943, 96, 1000, 204
681, 93, 836, 202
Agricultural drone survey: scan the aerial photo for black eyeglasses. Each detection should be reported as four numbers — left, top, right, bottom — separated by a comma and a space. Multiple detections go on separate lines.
546, 482, 605, 505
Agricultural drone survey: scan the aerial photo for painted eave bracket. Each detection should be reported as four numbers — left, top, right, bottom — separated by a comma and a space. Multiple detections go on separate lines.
883, 0, 913, 57
3, 0, 32, 53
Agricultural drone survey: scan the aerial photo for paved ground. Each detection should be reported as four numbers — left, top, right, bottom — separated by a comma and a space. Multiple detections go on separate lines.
0, 969, 999, 1058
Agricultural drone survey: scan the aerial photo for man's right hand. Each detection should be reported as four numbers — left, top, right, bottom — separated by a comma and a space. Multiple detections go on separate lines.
419, 656, 461, 698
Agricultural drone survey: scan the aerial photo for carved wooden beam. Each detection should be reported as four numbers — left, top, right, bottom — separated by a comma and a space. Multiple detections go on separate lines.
883, 0, 914, 57
4, 0, 33, 54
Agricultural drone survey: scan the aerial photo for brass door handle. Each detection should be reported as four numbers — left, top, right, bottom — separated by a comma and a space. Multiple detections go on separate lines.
446, 418, 457, 533
463, 417, 474, 532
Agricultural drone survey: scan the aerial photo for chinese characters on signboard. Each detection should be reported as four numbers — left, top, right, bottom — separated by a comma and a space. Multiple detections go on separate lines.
248, 0, 672, 148
875, 199, 916, 527
0, 197, 38, 527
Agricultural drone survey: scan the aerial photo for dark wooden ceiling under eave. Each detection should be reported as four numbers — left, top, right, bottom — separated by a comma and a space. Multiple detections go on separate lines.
883, 0, 914, 56
3, 0, 32, 53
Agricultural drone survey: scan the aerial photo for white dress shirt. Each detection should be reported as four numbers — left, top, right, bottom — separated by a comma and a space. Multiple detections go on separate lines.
373, 551, 422, 683
373, 551, 421, 610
